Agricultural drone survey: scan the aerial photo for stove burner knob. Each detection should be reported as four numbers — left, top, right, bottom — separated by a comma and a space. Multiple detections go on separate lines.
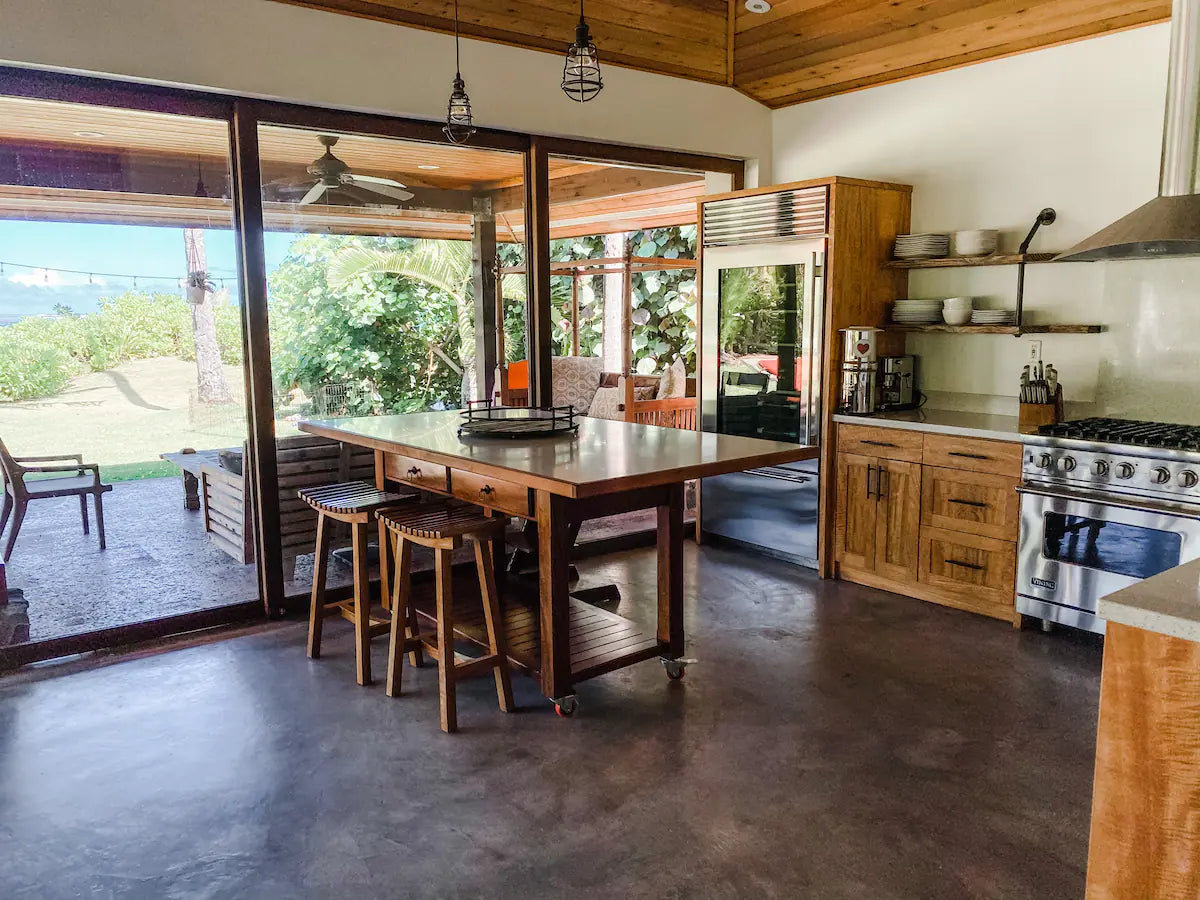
1091, 460, 1110, 477
1059, 456, 1078, 472
1116, 462, 1137, 480
1180, 470, 1199, 488
1151, 466, 1172, 485
1036, 453, 1053, 469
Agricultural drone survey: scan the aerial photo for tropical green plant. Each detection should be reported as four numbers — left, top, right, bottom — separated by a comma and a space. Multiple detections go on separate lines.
268, 235, 463, 414
629, 225, 697, 373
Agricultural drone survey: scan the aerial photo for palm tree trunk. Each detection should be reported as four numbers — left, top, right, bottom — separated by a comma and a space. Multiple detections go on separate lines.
184, 229, 233, 405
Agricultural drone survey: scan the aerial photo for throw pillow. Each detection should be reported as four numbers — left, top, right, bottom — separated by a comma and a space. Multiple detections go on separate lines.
657, 358, 688, 399
587, 386, 624, 420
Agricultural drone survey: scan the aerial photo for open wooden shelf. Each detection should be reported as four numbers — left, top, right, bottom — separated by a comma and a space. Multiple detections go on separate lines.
885, 252, 1059, 269
885, 323, 1103, 335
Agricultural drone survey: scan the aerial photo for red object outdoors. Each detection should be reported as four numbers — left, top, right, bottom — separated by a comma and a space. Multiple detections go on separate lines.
506, 359, 529, 390
744, 355, 805, 391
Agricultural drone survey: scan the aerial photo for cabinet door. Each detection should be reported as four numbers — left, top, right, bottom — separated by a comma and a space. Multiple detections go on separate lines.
835, 453, 877, 572
874, 459, 922, 583
919, 526, 1016, 612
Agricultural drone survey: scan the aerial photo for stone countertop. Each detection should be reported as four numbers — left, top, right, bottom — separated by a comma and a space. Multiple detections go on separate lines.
832, 408, 1025, 443
1100, 559, 1200, 643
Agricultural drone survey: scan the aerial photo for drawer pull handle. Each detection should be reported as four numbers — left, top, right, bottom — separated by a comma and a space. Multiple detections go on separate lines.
406, 466, 421, 478
945, 558, 984, 571
861, 440, 897, 448
948, 451, 989, 460
479, 485, 495, 496
948, 498, 988, 509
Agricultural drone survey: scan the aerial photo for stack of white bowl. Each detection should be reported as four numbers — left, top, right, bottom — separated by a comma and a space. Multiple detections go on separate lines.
892, 299, 945, 325
953, 229, 999, 257
894, 233, 950, 259
942, 297, 973, 325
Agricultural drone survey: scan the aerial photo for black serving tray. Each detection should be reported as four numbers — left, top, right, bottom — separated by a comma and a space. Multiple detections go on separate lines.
457, 401, 579, 439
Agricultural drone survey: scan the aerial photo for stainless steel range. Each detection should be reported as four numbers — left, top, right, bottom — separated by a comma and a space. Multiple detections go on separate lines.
1018, 418, 1200, 634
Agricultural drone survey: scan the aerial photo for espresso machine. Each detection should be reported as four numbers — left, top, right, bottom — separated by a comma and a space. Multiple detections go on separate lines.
838, 327, 879, 415
879, 356, 918, 410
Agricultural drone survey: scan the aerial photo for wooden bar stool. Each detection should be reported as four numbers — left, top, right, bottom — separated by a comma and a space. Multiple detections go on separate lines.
299, 480, 415, 686
378, 502, 514, 733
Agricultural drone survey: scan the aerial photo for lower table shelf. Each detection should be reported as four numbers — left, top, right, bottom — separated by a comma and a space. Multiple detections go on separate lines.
411, 581, 662, 682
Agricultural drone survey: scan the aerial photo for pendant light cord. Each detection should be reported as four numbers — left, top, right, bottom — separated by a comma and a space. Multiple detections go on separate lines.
453, 0, 462, 78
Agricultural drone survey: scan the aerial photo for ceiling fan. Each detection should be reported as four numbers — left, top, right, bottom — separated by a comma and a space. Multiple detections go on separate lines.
271, 135, 415, 206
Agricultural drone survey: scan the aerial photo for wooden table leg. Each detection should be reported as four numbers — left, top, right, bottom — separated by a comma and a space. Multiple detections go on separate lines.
536, 490, 572, 700
657, 482, 685, 658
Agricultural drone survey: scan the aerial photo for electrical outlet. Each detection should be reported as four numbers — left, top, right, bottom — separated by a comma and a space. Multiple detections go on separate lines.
1027, 340, 1043, 362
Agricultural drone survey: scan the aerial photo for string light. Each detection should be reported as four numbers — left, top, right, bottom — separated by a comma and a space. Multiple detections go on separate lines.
0, 259, 236, 285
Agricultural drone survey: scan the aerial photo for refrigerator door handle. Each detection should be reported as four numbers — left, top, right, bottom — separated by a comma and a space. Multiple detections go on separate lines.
802, 250, 825, 447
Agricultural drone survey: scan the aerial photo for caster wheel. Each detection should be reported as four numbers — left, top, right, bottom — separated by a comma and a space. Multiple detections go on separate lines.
661, 659, 686, 681
554, 696, 578, 717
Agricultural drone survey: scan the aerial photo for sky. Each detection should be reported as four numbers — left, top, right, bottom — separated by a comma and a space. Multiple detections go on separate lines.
0, 220, 299, 321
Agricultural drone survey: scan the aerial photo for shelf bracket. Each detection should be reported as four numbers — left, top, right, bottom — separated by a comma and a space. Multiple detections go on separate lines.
1014, 208, 1056, 337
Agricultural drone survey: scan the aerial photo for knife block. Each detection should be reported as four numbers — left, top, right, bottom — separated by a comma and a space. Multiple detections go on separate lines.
1019, 385, 1064, 434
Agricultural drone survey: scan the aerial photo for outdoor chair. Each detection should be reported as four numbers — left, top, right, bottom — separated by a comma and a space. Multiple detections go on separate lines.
0, 436, 112, 561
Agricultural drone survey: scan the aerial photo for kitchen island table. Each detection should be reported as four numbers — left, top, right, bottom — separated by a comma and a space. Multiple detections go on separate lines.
300, 411, 816, 711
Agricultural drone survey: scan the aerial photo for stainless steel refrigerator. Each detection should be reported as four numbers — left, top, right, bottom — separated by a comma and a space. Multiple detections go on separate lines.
699, 238, 825, 568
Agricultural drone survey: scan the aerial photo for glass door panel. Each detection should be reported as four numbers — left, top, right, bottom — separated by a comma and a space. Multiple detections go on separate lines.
0, 94, 259, 651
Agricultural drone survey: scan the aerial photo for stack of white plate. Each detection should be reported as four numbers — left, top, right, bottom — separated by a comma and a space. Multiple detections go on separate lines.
892, 299, 945, 324
894, 233, 950, 259
970, 309, 1017, 326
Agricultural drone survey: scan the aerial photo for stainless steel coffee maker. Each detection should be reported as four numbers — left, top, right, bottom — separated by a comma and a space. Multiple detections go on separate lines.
838, 327, 879, 415
880, 355, 917, 410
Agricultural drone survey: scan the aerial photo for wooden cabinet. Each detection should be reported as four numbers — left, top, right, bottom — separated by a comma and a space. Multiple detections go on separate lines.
834, 424, 1022, 624
835, 453, 920, 583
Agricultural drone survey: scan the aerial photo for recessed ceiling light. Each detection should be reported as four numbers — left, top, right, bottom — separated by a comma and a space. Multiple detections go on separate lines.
72, 130, 105, 138
418, 164, 441, 170
745, 0, 771, 12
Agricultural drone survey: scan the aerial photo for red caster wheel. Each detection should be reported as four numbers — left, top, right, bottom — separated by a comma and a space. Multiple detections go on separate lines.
554, 696, 578, 717
661, 658, 687, 681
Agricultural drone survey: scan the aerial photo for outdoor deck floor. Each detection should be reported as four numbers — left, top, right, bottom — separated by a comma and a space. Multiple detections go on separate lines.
0, 542, 1103, 898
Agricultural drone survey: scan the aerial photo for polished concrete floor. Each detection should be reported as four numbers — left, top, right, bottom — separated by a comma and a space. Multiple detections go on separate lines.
0, 543, 1102, 899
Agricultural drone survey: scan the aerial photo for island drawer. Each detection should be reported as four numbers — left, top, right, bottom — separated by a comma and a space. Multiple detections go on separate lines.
837, 424, 924, 462
921, 467, 1020, 541
922, 433, 1021, 477
383, 453, 449, 494
451, 469, 530, 518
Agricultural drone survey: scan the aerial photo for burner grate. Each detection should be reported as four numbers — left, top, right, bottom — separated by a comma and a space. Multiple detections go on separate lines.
1039, 417, 1200, 451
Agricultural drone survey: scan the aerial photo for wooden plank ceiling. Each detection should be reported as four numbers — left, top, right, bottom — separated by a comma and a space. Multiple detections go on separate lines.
0, 95, 706, 239
270, 0, 1170, 108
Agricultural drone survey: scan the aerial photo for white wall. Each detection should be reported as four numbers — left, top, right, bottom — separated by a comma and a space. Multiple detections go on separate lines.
0, 0, 771, 182
773, 23, 1200, 422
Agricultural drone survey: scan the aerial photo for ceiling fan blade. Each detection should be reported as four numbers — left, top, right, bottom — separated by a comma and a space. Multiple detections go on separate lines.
348, 174, 409, 189
344, 179, 414, 202
298, 182, 328, 206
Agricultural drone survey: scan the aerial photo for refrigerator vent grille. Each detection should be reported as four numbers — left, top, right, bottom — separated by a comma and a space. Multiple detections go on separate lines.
702, 187, 828, 247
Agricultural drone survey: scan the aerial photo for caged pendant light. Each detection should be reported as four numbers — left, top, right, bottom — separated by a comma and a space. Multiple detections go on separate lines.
562, 0, 603, 102
443, 0, 476, 144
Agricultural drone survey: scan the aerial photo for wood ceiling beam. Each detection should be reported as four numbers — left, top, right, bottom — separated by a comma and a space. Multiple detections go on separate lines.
489, 166, 702, 214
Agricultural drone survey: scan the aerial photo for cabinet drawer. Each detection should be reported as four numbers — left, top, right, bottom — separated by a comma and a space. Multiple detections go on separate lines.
383, 453, 449, 494
838, 424, 923, 462
922, 433, 1021, 477
921, 467, 1019, 541
451, 469, 530, 518
919, 526, 1015, 609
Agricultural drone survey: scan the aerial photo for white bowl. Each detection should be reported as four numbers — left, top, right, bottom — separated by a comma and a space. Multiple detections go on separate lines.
953, 229, 998, 257
943, 309, 973, 325
942, 296, 973, 307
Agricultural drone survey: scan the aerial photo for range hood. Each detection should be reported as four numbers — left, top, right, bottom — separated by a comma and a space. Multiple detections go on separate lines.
1057, 0, 1200, 261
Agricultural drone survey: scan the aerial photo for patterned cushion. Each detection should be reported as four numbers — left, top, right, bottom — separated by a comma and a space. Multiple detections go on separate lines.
634, 385, 657, 401
656, 358, 689, 399
552, 356, 603, 414
587, 386, 625, 420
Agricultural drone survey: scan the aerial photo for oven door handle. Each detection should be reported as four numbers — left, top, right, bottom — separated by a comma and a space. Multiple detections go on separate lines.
1017, 484, 1200, 521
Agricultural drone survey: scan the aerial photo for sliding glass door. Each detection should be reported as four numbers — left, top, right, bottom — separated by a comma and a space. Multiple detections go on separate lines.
0, 93, 261, 661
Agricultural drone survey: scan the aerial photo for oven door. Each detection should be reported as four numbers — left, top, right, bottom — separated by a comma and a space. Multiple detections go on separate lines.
1017, 487, 1200, 628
